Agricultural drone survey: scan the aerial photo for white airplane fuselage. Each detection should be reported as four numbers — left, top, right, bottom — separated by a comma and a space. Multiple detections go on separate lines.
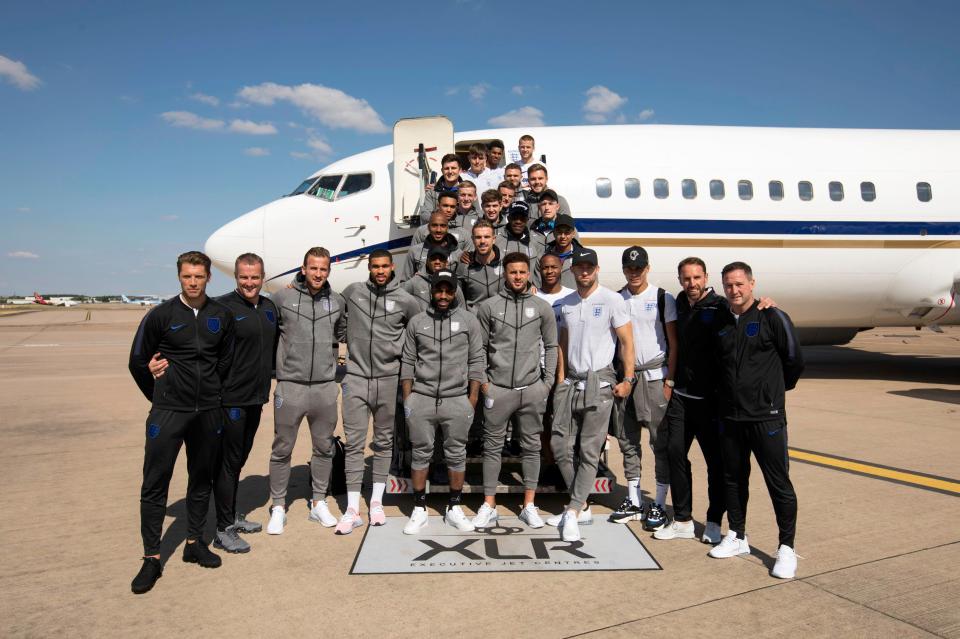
205, 124, 960, 335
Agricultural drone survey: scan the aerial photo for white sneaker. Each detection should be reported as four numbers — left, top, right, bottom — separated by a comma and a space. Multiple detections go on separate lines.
771, 544, 797, 579
403, 507, 428, 535
519, 503, 545, 529
266, 505, 286, 535
308, 499, 337, 527
472, 503, 499, 528
653, 519, 696, 540
546, 505, 593, 527
445, 505, 476, 532
560, 510, 581, 542
708, 531, 751, 558
701, 521, 722, 545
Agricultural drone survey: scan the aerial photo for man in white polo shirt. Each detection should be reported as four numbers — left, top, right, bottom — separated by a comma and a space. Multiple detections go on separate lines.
549, 247, 635, 542
609, 246, 678, 531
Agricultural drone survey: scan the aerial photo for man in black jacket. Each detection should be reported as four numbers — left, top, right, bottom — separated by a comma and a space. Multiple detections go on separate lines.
708, 262, 804, 581
128, 251, 236, 594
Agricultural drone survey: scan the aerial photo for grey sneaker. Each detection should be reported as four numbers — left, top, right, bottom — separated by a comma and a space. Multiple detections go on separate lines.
233, 513, 262, 534
214, 526, 251, 554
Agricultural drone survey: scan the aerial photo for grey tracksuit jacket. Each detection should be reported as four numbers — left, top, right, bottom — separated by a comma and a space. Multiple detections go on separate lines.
530, 239, 583, 290
402, 267, 467, 312
342, 275, 420, 378
400, 299, 486, 399
476, 283, 558, 388
398, 233, 462, 282
419, 186, 482, 223
273, 278, 346, 383
496, 227, 545, 260
524, 192, 572, 221
457, 246, 504, 311
411, 211, 477, 248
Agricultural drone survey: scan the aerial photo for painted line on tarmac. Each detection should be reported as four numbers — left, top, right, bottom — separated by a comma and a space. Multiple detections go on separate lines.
789, 447, 960, 497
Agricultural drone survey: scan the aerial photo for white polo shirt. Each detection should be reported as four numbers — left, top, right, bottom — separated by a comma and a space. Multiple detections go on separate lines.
620, 285, 677, 380
557, 285, 630, 377
461, 168, 500, 194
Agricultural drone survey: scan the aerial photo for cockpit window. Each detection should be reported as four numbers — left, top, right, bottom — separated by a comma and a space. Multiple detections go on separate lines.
338, 173, 373, 199
290, 177, 317, 196
309, 175, 343, 201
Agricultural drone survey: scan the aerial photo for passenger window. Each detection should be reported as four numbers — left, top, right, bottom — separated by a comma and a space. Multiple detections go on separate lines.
654, 178, 669, 199
798, 181, 813, 201
310, 175, 343, 201
917, 182, 932, 202
860, 181, 876, 202
624, 178, 641, 199
337, 173, 373, 199
682, 179, 697, 199
738, 180, 753, 200
829, 181, 844, 201
596, 177, 612, 198
709, 179, 725, 200
769, 180, 784, 201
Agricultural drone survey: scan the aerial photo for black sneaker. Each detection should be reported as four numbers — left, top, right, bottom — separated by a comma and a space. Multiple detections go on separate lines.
182, 541, 222, 568
610, 497, 644, 523
643, 503, 667, 531
131, 557, 162, 594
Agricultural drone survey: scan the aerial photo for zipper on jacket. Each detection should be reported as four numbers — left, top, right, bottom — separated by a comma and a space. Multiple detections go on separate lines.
193, 310, 201, 412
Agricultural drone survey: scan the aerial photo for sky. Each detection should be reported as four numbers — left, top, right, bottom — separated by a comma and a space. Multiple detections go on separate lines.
2, 0, 959, 296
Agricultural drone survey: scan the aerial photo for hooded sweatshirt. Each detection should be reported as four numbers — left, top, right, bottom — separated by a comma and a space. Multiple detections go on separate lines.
342, 274, 420, 379
400, 296, 486, 400
273, 277, 346, 383
398, 233, 462, 282
476, 281, 558, 389
457, 245, 503, 311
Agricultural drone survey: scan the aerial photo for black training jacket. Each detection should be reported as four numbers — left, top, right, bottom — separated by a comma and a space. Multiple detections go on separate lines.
713, 300, 804, 422
129, 296, 236, 411
674, 288, 727, 399
216, 290, 278, 406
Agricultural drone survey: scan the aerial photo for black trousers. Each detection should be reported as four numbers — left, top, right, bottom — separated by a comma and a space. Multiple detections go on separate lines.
214, 405, 263, 530
665, 394, 726, 523
720, 418, 797, 547
140, 408, 222, 556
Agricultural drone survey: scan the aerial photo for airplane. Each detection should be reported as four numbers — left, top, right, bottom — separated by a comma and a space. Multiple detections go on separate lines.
121, 294, 163, 306
34, 293, 79, 307
205, 116, 960, 345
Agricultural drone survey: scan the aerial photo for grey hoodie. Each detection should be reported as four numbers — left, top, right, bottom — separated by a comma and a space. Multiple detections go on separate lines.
343, 275, 420, 379
274, 278, 346, 383
397, 233, 462, 282
456, 245, 504, 311
411, 211, 477, 248
402, 267, 467, 312
400, 298, 486, 399
476, 282, 558, 389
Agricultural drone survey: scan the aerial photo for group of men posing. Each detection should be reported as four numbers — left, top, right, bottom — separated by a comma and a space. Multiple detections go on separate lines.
127, 136, 804, 595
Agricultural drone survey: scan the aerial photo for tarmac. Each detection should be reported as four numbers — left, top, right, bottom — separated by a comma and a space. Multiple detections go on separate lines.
1, 306, 958, 638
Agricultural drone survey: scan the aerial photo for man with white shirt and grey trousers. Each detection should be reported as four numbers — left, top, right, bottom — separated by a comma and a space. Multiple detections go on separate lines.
549, 247, 635, 542
609, 246, 678, 532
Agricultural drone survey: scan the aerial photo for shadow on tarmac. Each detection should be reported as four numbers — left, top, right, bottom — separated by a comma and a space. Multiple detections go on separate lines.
888, 388, 960, 405
802, 346, 960, 384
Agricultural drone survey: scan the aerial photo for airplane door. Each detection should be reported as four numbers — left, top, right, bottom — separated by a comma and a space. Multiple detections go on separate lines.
392, 116, 454, 225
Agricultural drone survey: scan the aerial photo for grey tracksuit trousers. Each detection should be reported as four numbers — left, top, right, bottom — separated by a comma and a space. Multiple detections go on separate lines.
550, 368, 617, 511
612, 366, 670, 484
405, 393, 474, 472
341, 373, 398, 492
482, 382, 550, 494
270, 380, 340, 504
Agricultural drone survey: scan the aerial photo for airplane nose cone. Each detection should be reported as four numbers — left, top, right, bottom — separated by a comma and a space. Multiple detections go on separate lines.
205, 207, 265, 276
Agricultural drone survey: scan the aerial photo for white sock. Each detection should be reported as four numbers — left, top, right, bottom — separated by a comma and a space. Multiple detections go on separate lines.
656, 482, 669, 506
627, 478, 640, 507
371, 482, 386, 504
347, 491, 361, 513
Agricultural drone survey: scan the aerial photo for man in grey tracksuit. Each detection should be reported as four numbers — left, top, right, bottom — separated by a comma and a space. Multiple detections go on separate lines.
472, 252, 558, 529
398, 211, 462, 283
411, 191, 475, 248
457, 219, 503, 311
336, 249, 421, 534
399, 270, 486, 534
266, 247, 347, 535
403, 245, 466, 312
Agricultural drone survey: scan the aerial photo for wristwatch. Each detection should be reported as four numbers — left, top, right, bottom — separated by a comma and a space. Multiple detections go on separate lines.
623, 376, 637, 385
664, 379, 675, 388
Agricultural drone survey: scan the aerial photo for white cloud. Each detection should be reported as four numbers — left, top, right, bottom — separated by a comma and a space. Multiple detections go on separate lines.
160, 111, 277, 135
119, 95, 138, 104
228, 119, 277, 135
511, 85, 524, 96
488, 106, 545, 128
0, 55, 42, 91
237, 82, 387, 134
244, 147, 270, 157
161, 110, 225, 131
307, 136, 333, 157
445, 87, 460, 96
468, 83, 490, 101
159, 215, 179, 222
511, 84, 539, 96
583, 85, 627, 123
7, 251, 39, 259
638, 108, 655, 122
190, 92, 220, 107
290, 151, 312, 160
